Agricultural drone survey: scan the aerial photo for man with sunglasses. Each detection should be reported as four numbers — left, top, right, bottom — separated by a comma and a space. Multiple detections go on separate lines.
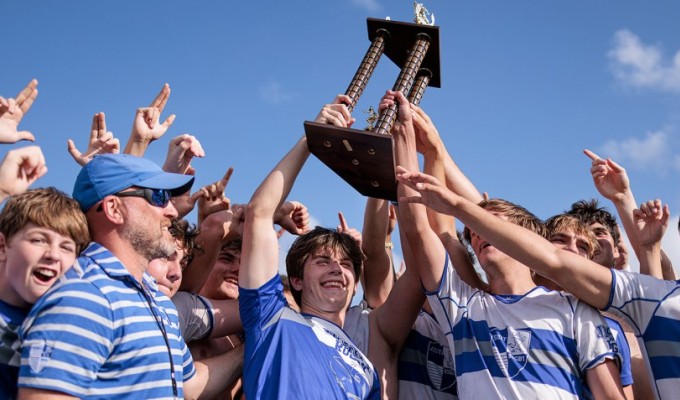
18, 154, 234, 399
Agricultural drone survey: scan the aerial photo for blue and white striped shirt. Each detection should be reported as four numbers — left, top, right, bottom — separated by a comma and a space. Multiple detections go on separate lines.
607, 269, 680, 399
427, 258, 618, 399
19, 243, 195, 399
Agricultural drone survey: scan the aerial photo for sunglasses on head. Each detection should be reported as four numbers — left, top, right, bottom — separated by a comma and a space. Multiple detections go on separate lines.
97, 188, 172, 211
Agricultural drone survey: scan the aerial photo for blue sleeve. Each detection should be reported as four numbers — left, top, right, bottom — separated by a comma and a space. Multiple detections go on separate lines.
238, 274, 287, 344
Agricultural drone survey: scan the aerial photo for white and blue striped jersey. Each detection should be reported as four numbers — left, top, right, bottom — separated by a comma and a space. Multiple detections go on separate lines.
427, 258, 618, 399
19, 243, 195, 399
240, 274, 380, 399
606, 269, 680, 399
344, 303, 458, 399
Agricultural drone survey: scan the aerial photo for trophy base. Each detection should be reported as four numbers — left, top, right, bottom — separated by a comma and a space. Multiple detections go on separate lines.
304, 121, 397, 201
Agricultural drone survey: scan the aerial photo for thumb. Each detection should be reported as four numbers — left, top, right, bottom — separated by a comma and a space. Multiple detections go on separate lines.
17, 130, 35, 142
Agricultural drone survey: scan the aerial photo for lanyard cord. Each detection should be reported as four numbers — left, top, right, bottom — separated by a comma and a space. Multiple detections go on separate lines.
138, 283, 179, 399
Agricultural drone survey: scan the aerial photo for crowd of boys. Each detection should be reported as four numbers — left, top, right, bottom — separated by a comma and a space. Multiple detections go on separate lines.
0, 79, 677, 399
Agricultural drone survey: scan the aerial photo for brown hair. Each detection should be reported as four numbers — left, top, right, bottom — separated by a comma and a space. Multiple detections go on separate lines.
566, 199, 621, 245
285, 226, 363, 307
0, 187, 90, 254
169, 219, 203, 269
462, 198, 547, 245
545, 214, 599, 259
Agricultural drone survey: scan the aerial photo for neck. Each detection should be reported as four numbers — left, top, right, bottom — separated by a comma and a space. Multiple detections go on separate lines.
96, 237, 148, 283
300, 304, 346, 327
485, 260, 536, 295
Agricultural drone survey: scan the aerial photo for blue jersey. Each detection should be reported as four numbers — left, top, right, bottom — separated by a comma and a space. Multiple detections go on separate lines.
606, 269, 680, 399
427, 258, 619, 399
0, 300, 27, 399
19, 243, 195, 399
240, 274, 380, 399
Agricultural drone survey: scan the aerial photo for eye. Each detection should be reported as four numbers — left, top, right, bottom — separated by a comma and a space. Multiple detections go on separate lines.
550, 237, 564, 244
61, 244, 76, 254
29, 237, 47, 245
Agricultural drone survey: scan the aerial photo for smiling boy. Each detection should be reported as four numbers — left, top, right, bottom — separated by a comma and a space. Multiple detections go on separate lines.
0, 188, 89, 399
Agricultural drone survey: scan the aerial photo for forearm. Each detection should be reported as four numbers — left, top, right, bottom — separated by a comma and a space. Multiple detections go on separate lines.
248, 136, 309, 219
361, 198, 394, 308
184, 345, 244, 400
123, 137, 151, 157
638, 243, 662, 279
661, 250, 676, 280
452, 198, 613, 309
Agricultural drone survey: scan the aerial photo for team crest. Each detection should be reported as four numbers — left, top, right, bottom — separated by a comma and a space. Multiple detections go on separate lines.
28, 340, 54, 373
426, 341, 456, 391
490, 327, 532, 378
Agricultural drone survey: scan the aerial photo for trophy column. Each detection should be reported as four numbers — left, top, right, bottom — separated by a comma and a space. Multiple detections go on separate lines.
304, 17, 440, 201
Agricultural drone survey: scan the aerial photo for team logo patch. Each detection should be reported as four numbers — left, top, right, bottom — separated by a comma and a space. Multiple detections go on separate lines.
28, 340, 54, 373
426, 341, 456, 391
490, 327, 532, 378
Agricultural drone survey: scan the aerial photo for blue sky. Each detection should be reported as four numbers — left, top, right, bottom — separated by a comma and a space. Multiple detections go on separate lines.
2, 1, 680, 284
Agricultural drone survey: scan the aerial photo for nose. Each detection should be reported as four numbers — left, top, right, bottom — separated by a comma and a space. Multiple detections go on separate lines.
165, 199, 179, 219
43, 242, 61, 261
328, 259, 342, 274
166, 257, 182, 283
564, 239, 579, 255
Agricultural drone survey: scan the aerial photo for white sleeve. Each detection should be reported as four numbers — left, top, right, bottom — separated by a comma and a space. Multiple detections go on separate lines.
574, 299, 619, 371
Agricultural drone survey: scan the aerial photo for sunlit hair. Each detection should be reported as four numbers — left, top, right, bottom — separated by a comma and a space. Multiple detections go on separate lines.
566, 199, 620, 245
462, 198, 547, 245
285, 226, 363, 307
0, 187, 90, 254
545, 214, 599, 259
169, 219, 203, 269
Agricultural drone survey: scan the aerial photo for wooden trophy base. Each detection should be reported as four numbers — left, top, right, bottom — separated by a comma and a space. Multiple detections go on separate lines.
304, 121, 397, 201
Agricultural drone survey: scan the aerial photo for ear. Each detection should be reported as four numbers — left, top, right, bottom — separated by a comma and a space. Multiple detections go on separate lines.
100, 197, 125, 226
290, 276, 303, 292
0, 233, 7, 263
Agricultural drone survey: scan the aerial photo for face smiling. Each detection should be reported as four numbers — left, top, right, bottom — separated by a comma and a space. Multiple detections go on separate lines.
292, 247, 357, 319
0, 223, 77, 308
589, 222, 619, 268
201, 246, 241, 300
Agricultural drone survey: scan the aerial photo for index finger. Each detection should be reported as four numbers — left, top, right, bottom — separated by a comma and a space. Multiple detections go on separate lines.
219, 167, 234, 189
338, 212, 349, 231
15, 79, 38, 106
583, 149, 601, 162
149, 83, 170, 112
98, 112, 107, 136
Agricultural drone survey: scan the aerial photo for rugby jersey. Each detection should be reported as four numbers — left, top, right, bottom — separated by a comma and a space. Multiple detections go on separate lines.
607, 269, 680, 399
344, 303, 458, 399
240, 274, 380, 399
427, 258, 618, 399
19, 243, 195, 399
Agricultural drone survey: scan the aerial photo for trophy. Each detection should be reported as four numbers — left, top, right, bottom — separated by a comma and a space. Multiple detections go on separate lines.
304, 3, 440, 201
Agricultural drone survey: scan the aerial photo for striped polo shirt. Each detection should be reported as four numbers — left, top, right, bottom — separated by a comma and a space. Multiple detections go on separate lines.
607, 269, 680, 399
19, 243, 195, 399
427, 258, 618, 399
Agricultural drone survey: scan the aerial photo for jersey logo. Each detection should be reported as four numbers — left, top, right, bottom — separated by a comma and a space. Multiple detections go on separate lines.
28, 340, 54, 373
490, 327, 532, 378
426, 341, 456, 391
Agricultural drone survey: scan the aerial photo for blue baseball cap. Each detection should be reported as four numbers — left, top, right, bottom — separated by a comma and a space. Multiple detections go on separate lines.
73, 154, 194, 211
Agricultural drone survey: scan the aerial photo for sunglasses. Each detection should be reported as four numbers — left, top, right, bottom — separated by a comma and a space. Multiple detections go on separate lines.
97, 188, 172, 211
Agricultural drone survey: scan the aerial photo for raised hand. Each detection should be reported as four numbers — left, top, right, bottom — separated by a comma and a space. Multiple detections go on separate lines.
314, 94, 354, 128
337, 211, 363, 250
124, 83, 176, 155
67, 112, 120, 166
584, 149, 631, 202
196, 168, 233, 225
410, 104, 443, 156
396, 165, 459, 215
0, 146, 47, 201
0, 79, 38, 143
633, 199, 670, 247
275, 201, 310, 235
162, 134, 206, 174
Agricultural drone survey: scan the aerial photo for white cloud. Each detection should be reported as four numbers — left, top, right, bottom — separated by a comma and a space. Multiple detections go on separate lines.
600, 130, 670, 169
608, 29, 680, 91
350, 0, 381, 12
258, 81, 294, 104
